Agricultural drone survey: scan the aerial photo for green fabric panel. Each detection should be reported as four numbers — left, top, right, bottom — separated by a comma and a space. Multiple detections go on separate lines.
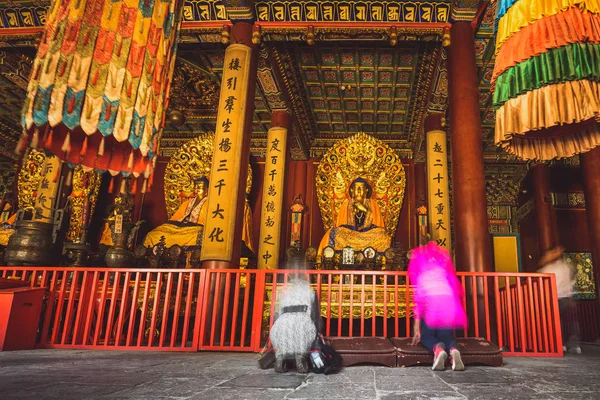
493, 42, 600, 109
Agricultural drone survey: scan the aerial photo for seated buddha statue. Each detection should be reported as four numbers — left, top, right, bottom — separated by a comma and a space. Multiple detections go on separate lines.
317, 178, 392, 256
143, 177, 210, 249
140, 177, 255, 254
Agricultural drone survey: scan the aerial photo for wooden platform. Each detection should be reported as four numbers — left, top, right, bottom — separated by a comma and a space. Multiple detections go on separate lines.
327, 337, 503, 368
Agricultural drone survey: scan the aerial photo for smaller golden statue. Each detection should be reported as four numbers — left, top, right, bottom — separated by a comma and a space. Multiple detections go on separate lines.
143, 177, 209, 249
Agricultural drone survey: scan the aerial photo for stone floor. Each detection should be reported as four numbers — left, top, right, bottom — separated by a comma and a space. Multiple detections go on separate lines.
0, 345, 599, 399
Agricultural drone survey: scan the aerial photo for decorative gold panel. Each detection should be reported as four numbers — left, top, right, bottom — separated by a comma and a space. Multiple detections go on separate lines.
264, 282, 415, 320
66, 166, 102, 242
164, 132, 252, 219
17, 149, 46, 210
316, 132, 406, 236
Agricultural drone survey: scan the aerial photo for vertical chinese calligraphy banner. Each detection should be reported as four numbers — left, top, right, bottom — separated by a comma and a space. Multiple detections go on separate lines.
257, 127, 287, 269
201, 44, 252, 262
426, 130, 452, 251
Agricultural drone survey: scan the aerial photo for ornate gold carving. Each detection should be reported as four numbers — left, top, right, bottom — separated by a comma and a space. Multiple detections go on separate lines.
66, 166, 101, 242
263, 282, 415, 321
17, 149, 46, 210
316, 132, 406, 236
164, 132, 252, 219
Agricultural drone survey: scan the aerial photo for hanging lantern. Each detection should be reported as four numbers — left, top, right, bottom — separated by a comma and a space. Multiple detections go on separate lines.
493, 1, 600, 160
20, 0, 184, 176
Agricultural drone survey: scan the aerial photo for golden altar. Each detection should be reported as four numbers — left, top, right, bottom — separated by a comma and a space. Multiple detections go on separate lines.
263, 281, 415, 321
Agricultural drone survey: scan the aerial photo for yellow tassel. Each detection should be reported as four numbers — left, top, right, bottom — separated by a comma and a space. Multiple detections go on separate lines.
65, 169, 73, 187
141, 179, 147, 194
61, 132, 70, 153
127, 152, 134, 170
30, 129, 39, 148
120, 179, 126, 194
98, 137, 105, 156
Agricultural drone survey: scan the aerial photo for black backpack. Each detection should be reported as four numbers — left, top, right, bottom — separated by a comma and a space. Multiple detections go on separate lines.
309, 336, 342, 375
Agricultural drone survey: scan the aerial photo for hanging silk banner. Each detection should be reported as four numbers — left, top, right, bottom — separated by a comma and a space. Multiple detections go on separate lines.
426, 130, 451, 251
201, 44, 252, 262
258, 126, 288, 269
20, 0, 183, 175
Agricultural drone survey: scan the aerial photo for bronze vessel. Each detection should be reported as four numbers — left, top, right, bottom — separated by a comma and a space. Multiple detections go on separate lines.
4, 220, 55, 265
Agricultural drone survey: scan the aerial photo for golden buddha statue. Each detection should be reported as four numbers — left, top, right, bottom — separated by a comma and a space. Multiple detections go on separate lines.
143, 177, 209, 248
315, 132, 406, 261
138, 132, 255, 255
318, 178, 391, 254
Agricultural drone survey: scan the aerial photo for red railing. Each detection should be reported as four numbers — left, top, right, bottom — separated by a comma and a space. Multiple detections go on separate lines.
0, 267, 566, 356
0, 267, 205, 351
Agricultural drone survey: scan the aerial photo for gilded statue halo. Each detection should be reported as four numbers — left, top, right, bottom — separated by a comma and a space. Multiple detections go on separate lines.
164, 132, 252, 219
316, 132, 406, 236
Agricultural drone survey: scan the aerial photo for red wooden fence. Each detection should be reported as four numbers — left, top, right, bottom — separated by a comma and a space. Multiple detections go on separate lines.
0, 267, 568, 356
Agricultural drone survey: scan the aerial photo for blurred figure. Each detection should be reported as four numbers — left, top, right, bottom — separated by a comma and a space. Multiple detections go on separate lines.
408, 242, 468, 371
538, 246, 581, 354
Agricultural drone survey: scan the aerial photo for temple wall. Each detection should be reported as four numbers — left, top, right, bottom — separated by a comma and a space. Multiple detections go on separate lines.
517, 166, 592, 272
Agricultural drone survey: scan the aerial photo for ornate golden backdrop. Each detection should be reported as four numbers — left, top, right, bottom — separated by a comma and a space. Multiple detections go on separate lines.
163, 131, 252, 219
316, 132, 406, 237
17, 149, 47, 210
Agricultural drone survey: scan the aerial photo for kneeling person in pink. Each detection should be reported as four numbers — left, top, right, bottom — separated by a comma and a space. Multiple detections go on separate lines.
408, 242, 468, 371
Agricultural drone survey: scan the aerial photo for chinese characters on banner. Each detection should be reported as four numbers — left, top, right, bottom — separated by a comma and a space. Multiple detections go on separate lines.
33, 155, 61, 222
200, 44, 252, 262
257, 127, 287, 269
426, 130, 452, 251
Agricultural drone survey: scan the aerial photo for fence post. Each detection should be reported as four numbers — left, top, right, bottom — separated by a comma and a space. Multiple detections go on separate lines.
250, 270, 267, 352
193, 270, 207, 351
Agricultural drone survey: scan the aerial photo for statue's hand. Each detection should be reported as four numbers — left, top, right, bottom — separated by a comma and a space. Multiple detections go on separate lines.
354, 202, 368, 213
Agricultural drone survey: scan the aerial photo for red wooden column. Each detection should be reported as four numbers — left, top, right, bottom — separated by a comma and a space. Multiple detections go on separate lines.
531, 164, 558, 256
204, 22, 258, 269
581, 147, 600, 304
448, 22, 492, 272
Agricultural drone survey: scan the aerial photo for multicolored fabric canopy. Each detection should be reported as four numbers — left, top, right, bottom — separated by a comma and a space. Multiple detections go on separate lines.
21, 0, 183, 175
493, 0, 600, 160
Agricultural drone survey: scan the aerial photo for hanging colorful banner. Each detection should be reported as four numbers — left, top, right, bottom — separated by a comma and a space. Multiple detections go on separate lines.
201, 44, 252, 262
258, 126, 288, 269
426, 130, 451, 251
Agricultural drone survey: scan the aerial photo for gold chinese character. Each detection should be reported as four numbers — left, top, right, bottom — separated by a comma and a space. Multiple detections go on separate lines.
437, 5, 449, 22
339, 5, 350, 21
6, 11, 18, 27
387, 5, 399, 21
36, 9, 47, 25
198, 5, 210, 20
215, 5, 227, 20
404, 5, 416, 22
21, 10, 33, 26
355, 5, 367, 21
257, 5, 269, 21
371, 5, 383, 21
421, 5, 432, 22
182, 5, 194, 21
290, 5, 301, 21
274, 5, 285, 21
322, 5, 333, 21
306, 5, 318, 21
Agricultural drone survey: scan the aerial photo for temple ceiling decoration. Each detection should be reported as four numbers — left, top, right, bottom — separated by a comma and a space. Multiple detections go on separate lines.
0, 0, 527, 173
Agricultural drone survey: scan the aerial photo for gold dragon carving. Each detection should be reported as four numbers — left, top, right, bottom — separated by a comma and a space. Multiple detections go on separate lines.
164, 131, 253, 219
316, 132, 406, 236
17, 149, 47, 210
66, 166, 102, 242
